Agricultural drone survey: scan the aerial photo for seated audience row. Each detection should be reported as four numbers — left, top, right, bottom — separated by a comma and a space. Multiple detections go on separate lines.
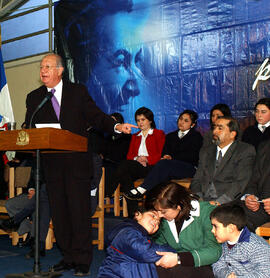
99, 112, 270, 277
124, 110, 203, 201
108, 98, 270, 218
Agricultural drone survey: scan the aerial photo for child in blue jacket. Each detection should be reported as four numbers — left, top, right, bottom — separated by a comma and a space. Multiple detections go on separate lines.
97, 208, 174, 278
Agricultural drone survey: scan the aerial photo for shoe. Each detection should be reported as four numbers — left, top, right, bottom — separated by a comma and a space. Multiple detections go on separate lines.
123, 189, 144, 200
49, 260, 75, 273
25, 240, 45, 259
74, 264, 90, 277
0, 217, 19, 232
25, 247, 46, 259
21, 234, 34, 247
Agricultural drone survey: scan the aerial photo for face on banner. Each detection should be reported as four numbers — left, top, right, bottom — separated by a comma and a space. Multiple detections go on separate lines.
85, 0, 162, 124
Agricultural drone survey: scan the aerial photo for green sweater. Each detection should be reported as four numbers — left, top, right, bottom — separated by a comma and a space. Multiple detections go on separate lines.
152, 201, 222, 267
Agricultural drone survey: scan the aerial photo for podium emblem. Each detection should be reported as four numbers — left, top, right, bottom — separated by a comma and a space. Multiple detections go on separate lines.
16, 130, 29, 146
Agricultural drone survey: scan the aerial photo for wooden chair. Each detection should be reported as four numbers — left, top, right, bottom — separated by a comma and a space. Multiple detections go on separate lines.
171, 178, 192, 189
104, 196, 114, 214
92, 167, 105, 250
255, 222, 270, 244
45, 220, 56, 250
107, 179, 144, 218
104, 184, 128, 217
133, 178, 192, 189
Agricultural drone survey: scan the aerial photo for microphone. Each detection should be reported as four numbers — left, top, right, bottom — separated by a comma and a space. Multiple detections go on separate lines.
29, 92, 53, 128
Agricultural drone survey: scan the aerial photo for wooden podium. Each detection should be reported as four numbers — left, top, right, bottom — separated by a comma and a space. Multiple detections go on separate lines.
0, 128, 87, 278
0, 128, 87, 152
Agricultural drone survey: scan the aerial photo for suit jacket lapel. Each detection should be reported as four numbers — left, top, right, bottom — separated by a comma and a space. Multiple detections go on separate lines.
214, 141, 236, 176
59, 81, 70, 122
40, 86, 57, 121
208, 146, 217, 179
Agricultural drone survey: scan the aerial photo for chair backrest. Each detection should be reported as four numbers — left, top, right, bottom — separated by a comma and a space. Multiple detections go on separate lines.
14, 167, 32, 188
8, 166, 32, 198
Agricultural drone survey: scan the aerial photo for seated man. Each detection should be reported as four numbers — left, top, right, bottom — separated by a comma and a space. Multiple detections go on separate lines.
0, 158, 50, 258
240, 139, 270, 232
190, 116, 256, 204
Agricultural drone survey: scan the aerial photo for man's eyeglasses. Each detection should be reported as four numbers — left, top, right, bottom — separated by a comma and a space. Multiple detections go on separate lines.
40, 65, 59, 70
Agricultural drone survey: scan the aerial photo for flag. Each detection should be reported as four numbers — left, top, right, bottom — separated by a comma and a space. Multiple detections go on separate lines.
0, 47, 14, 127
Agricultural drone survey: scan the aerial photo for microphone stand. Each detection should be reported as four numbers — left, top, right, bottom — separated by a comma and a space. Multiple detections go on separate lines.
6, 94, 61, 278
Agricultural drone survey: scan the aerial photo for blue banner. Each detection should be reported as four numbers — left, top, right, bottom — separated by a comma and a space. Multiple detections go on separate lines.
55, 0, 270, 133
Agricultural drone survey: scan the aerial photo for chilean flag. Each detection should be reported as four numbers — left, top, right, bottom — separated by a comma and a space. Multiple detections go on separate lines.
0, 48, 14, 128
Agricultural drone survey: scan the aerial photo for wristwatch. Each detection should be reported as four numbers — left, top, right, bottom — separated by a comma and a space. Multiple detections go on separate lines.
177, 253, 181, 265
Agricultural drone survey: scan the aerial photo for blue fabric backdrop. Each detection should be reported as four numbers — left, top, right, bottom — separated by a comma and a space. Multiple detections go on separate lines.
54, 0, 270, 133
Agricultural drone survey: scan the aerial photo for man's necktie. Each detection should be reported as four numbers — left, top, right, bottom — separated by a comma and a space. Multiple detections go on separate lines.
50, 88, 60, 120
179, 131, 185, 139
261, 125, 266, 133
215, 150, 222, 170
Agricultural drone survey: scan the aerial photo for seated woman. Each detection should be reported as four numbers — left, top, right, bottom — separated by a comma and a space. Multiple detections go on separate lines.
242, 97, 270, 150
203, 103, 232, 148
124, 110, 203, 200
145, 181, 222, 278
111, 107, 165, 215
97, 208, 174, 278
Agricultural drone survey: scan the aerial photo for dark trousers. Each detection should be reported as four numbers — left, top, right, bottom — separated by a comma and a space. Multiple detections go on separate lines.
142, 159, 196, 191
90, 153, 103, 216
43, 154, 92, 267
14, 183, 50, 242
233, 200, 270, 232
156, 265, 214, 278
112, 160, 153, 215
103, 159, 121, 197
112, 160, 153, 192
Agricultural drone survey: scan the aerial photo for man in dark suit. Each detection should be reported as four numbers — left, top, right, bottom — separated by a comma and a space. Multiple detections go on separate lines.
240, 140, 270, 232
190, 116, 256, 205
25, 54, 135, 276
